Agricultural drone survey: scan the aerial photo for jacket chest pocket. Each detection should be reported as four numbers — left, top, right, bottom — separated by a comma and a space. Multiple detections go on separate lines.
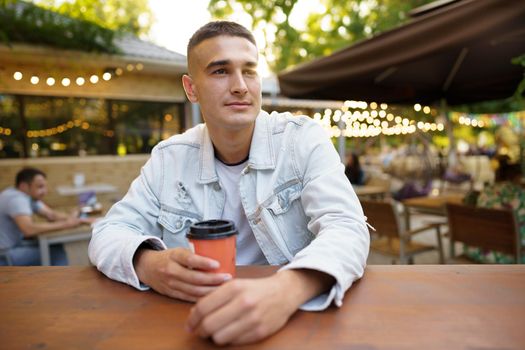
264, 181, 313, 255
157, 206, 201, 248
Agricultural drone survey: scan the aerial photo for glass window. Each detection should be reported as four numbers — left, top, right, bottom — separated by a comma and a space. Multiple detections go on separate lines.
0, 94, 185, 158
0, 95, 24, 158
110, 100, 184, 156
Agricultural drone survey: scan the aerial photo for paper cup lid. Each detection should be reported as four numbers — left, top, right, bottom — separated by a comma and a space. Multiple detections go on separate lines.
187, 219, 238, 240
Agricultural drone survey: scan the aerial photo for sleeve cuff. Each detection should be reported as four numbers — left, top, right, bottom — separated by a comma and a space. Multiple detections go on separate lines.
278, 264, 348, 312
123, 236, 166, 290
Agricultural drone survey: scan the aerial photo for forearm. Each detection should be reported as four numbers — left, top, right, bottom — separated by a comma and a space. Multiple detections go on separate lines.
133, 245, 158, 285
48, 211, 70, 221
22, 220, 75, 237
275, 269, 335, 310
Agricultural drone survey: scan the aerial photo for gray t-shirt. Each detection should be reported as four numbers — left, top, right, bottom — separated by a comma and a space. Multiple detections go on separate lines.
0, 187, 43, 249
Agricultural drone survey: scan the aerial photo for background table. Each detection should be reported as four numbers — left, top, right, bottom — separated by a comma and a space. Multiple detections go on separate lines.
353, 185, 389, 200
55, 183, 118, 196
403, 194, 464, 230
38, 224, 93, 265
1, 265, 524, 349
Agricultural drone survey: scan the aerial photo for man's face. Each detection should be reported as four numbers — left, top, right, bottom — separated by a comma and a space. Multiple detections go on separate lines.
27, 175, 48, 200
183, 35, 262, 133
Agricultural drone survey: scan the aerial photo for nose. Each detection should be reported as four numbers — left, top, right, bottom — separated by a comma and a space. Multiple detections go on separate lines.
230, 71, 248, 95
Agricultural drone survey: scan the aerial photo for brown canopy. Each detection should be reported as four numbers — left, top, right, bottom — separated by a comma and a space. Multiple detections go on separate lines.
278, 0, 525, 106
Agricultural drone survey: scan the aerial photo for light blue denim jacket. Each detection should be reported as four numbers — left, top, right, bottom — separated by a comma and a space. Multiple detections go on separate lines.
89, 110, 369, 311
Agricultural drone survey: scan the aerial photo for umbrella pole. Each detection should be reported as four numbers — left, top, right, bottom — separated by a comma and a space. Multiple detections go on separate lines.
441, 98, 456, 168
338, 118, 345, 161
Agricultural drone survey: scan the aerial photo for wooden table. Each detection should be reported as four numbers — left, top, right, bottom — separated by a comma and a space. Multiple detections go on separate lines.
1, 265, 524, 349
354, 185, 389, 200
402, 194, 464, 230
56, 183, 117, 196
38, 224, 93, 266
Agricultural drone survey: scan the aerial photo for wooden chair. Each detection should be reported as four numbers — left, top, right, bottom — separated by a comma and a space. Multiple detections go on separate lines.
361, 200, 444, 264
446, 203, 522, 263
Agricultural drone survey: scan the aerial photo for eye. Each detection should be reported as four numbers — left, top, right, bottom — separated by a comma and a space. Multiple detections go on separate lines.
212, 68, 227, 75
244, 69, 258, 77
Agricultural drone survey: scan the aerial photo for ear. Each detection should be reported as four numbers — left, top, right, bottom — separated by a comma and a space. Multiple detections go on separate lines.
182, 75, 198, 103
18, 182, 29, 193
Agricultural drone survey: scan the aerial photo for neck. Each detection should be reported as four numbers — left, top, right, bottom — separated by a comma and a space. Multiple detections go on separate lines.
16, 185, 29, 195
209, 124, 255, 165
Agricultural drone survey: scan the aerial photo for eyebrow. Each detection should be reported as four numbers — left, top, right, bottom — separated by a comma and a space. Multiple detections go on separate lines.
205, 59, 258, 70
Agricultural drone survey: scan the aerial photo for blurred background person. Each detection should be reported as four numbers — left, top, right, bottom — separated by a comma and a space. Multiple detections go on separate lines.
345, 152, 366, 186
0, 167, 91, 266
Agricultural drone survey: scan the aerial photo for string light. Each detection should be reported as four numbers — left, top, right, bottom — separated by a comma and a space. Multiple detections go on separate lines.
10, 63, 144, 87
309, 100, 451, 138
0, 127, 12, 135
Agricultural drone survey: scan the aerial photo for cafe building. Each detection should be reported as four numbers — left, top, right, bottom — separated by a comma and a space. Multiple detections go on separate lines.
0, 32, 191, 205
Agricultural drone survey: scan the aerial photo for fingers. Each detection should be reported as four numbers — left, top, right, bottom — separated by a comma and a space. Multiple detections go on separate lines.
139, 248, 231, 302
185, 281, 235, 334
185, 277, 295, 346
162, 288, 199, 303
168, 250, 232, 285
186, 280, 246, 335
166, 277, 219, 298
214, 320, 266, 346
170, 249, 220, 271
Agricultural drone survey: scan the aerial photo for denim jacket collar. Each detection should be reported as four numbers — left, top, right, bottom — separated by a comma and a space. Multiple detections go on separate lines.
197, 110, 276, 184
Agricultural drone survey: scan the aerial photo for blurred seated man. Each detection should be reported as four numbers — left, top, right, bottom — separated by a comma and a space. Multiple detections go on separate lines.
0, 167, 91, 266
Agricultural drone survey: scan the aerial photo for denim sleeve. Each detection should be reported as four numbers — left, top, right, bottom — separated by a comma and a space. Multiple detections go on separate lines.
88, 146, 167, 289
280, 118, 370, 311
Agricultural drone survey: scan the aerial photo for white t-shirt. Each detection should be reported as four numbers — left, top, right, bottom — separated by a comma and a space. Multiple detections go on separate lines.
214, 159, 268, 265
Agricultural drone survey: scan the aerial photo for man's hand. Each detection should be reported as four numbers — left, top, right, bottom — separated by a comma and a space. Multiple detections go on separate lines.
134, 248, 232, 302
186, 269, 334, 345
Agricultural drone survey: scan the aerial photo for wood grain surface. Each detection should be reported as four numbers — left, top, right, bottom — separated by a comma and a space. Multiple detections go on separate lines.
1, 265, 524, 349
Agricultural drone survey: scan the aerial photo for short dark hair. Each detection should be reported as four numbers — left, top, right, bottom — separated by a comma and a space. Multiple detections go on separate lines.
187, 21, 257, 70
16, 167, 46, 187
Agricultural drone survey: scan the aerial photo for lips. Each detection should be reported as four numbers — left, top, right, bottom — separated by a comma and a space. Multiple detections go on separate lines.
225, 101, 251, 107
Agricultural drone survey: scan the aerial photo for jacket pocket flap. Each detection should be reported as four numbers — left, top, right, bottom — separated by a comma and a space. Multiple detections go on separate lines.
158, 206, 201, 234
265, 182, 302, 215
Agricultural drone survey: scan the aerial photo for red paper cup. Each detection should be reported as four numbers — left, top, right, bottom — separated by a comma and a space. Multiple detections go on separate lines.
187, 220, 238, 276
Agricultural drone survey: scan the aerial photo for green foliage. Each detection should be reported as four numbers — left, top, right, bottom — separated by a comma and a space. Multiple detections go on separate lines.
208, 0, 435, 73
511, 54, 525, 102
0, 0, 119, 53
0, 0, 152, 53
35, 0, 153, 36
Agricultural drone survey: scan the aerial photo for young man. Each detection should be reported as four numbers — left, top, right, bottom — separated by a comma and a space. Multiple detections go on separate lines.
89, 21, 369, 345
0, 167, 89, 265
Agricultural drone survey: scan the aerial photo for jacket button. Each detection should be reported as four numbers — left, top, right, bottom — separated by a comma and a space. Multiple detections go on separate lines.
175, 221, 182, 229
213, 183, 221, 191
